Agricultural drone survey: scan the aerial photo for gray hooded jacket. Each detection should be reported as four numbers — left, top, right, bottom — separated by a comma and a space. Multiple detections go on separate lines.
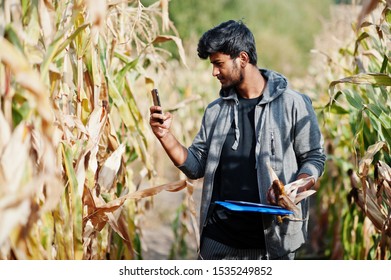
178, 69, 326, 259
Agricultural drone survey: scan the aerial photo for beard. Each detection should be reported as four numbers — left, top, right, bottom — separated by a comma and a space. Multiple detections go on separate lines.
219, 59, 244, 89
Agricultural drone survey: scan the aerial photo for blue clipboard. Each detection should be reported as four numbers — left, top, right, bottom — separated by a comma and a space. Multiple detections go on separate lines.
215, 200, 293, 215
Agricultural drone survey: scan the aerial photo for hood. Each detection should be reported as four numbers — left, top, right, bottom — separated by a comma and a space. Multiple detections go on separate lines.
219, 68, 288, 103
217, 69, 288, 151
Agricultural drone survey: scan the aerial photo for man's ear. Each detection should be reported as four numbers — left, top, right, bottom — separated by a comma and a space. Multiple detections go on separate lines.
239, 51, 249, 67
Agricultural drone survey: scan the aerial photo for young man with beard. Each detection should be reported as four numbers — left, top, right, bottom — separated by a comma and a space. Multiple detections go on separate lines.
149, 20, 326, 260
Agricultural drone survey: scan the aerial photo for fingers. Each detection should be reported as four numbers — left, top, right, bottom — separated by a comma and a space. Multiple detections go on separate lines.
149, 105, 162, 114
149, 106, 164, 124
149, 107, 172, 127
150, 114, 164, 125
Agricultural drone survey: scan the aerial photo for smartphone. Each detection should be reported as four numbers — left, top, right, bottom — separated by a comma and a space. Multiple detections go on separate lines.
151, 88, 163, 124
151, 88, 161, 107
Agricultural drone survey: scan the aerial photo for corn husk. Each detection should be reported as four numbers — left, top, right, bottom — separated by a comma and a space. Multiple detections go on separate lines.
266, 162, 317, 213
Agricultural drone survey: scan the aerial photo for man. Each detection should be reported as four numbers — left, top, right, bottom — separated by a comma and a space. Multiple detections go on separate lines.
149, 20, 326, 260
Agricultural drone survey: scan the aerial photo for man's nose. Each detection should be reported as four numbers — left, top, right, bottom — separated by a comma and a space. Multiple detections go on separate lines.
212, 66, 219, 77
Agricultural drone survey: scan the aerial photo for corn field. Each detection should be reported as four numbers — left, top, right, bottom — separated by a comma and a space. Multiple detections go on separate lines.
0, 0, 198, 260
1, 0, 391, 261
311, 0, 391, 259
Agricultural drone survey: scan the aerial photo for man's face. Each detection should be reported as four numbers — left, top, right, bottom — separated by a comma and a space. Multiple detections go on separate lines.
209, 52, 243, 89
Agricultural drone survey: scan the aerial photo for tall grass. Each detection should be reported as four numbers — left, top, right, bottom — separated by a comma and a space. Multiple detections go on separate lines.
0, 0, 195, 260
2, 0, 389, 261
310, 0, 391, 259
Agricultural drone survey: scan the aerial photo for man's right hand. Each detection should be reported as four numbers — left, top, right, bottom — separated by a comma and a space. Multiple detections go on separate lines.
149, 105, 172, 139
149, 106, 188, 166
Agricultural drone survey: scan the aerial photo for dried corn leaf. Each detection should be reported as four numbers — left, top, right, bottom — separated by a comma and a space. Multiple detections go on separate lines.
153, 35, 188, 68
0, 38, 51, 123
160, 0, 169, 32
83, 180, 190, 230
0, 176, 45, 247
285, 176, 316, 202
85, 0, 107, 29
295, 190, 317, 205
357, 0, 391, 27
38, 0, 55, 45
81, 180, 196, 259
376, 161, 391, 204
106, 211, 132, 252
0, 200, 30, 247
349, 169, 389, 237
359, 141, 388, 177
0, 111, 11, 152
358, 141, 388, 210
354, 187, 388, 232
0, 122, 30, 192
377, 160, 391, 183
97, 143, 125, 191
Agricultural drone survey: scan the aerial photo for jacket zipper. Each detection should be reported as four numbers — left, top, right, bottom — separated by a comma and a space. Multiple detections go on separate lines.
271, 131, 275, 156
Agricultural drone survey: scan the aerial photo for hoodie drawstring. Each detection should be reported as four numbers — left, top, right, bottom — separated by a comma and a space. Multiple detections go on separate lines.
255, 103, 268, 169
231, 101, 240, 150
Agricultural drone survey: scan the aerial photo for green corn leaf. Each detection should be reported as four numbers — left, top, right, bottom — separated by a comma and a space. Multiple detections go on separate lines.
354, 32, 370, 55
115, 58, 139, 91
380, 55, 388, 73
107, 75, 135, 128
330, 73, 391, 88
329, 103, 350, 115
41, 23, 89, 78
380, 126, 391, 147
352, 110, 364, 143
4, 24, 24, 53
114, 51, 133, 64
384, 7, 391, 24
61, 143, 78, 190
366, 103, 391, 128
344, 90, 365, 110
91, 45, 101, 87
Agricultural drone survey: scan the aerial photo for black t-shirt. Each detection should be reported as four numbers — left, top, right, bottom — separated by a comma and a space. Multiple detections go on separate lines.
203, 94, 265, 249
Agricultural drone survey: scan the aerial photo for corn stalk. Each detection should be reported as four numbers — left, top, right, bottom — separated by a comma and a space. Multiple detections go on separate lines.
313, 1, 391, 259
0, 0, 193, 260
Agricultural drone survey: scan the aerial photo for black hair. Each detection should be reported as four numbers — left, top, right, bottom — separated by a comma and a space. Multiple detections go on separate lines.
197, 20, 257, 65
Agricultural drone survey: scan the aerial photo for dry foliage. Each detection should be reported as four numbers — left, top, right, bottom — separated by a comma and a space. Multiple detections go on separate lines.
0, 0, 194, 260
348, 142, 391, 259
308, 0, 391, 259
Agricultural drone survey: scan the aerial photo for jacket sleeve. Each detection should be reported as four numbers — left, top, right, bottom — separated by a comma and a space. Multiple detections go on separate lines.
293, 94, 326, 181
177, 113, 210, 180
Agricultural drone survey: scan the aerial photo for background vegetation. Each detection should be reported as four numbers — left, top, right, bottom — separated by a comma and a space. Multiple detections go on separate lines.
143, 0, 333, 78
308, 1, 391, 259
0, 0, 390, 260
